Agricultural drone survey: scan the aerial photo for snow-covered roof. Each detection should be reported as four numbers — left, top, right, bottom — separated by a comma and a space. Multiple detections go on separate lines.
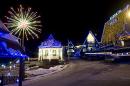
0, 33, 19, 43
39, 34, 62, 48
0, 20, 19, 43
0, 20, 10, 33
0, 20, 26, 58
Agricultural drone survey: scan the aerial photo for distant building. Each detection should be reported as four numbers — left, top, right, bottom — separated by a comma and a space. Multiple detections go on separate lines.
67, 40, 75, 57
38, 34, 63, 61
101, 5, 130, 47
82, 31, 99, 52
87, 31, 98, 51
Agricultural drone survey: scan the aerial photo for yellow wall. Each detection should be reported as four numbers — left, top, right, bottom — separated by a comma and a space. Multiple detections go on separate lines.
101, 6, 130, 46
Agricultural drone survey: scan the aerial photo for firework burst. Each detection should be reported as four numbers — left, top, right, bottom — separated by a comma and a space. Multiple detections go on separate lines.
5, 5, 41, 41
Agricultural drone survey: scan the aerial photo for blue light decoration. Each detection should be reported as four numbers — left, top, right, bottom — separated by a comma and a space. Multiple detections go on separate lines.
0, 47, 27, 58
0, 41, 27, 58
0, 32, 3, 36
13, 64, 16, 68
39, 34, 62, 48
7, 72, 11, 76
74, 50, 81, 57
0, 20, 26, 86
1, 64, 6, 68
16, 60, 20, 64
0, 20, 27, 59
16, 78, 19, 83
67, 40, 75, 56
66, 40, 80, 58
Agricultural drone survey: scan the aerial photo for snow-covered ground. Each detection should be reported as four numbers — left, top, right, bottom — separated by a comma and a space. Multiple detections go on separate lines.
26, 65, 65, 77
25, 65, 68, 80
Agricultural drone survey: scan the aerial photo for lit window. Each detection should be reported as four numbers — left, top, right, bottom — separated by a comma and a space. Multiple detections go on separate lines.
45, 50, 48, 56
52, 50, 56, 56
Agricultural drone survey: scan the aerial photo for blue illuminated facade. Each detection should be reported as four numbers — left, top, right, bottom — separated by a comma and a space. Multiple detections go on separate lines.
39, 34, 62, 48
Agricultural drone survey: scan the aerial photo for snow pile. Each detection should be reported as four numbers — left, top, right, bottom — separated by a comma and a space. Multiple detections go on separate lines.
26, 68, 51, 75
26, 65, 64, 76
49, 65, 64, 71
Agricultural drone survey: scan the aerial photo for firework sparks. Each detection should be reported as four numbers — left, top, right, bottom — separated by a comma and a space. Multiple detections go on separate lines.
5, 5, 41, 41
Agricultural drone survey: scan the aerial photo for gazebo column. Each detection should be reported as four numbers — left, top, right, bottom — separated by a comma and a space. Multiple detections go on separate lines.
19, 57, 25, 86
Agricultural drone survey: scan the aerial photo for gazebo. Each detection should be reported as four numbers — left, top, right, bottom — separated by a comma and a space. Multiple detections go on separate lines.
0, 20, 26, 86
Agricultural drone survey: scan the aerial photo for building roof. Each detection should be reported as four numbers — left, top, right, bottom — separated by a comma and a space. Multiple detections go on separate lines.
0, 20, 25, 58
39, 34, 62, 48
0, 20, 10, 33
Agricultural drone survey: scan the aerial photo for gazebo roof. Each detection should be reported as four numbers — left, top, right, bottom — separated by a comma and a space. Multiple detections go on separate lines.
39, 34, 62, 48
0, 20, 26, 58
0, 37, 26, 58
0, 20, 10, 33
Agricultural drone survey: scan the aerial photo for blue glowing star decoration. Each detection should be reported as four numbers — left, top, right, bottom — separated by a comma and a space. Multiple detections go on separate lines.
39, 34, 62, 48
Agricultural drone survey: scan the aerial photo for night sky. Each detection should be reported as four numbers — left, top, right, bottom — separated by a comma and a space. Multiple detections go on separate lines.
0, 0, 130, 56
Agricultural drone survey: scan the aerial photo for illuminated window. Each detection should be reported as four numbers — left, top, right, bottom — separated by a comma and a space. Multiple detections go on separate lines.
45, 50, 48, 56
52, 50, 56, 56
